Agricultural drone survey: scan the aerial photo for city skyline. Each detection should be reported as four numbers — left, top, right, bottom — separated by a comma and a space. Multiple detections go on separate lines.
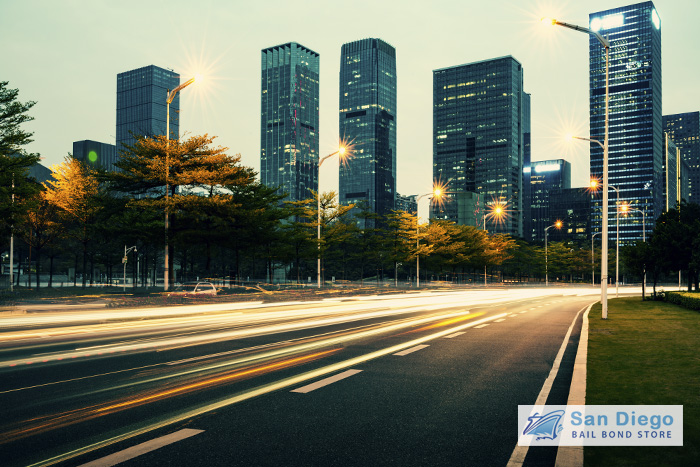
3, 0, 700, 219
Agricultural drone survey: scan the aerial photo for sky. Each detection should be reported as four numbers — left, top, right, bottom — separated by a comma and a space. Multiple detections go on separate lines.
3, 0, 700, 218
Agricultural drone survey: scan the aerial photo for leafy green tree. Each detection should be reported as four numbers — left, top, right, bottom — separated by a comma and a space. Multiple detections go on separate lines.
1, 81, 40, 239
19, 189, 62, 288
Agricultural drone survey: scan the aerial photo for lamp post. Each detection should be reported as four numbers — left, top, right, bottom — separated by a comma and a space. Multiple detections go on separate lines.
546, 17, 610, 318
317, 146, 347, 288
620, 204, 646, 297
123, 245, 137, 292
164, 75, 199, 291
545, 221, 563, 287
591, 231, 602, 286
414, 187, 444, 288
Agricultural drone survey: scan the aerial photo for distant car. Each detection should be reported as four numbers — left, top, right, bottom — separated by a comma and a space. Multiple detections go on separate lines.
170, 281, 218, 296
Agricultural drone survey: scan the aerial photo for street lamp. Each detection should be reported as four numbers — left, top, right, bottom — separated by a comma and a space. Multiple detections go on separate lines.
415, 187, 444, 288
545, 220, 563, 287
546, 17, 611, 318
591, 231, 602, 286
164, 74, 199, 291
620, 203, 646, 297
123, 245, 137, 292
317, 145, 347, 288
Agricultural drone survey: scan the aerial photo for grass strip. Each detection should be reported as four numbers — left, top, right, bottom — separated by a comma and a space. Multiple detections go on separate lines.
585, 297, 700, 466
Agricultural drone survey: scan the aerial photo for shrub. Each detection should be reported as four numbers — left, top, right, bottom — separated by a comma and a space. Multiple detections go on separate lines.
665, 291, 700, 311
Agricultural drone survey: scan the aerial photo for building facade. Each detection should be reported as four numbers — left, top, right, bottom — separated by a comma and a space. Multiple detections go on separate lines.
524, 159, 572, 242
73, 140, 117, 171
549, 188, 593, 243
260, 42, 320, 203
433, 56, 526, 237
116, 65, 180, 154
339, 38, 397, 223
663, 112, 700, 201
663, 133, 679, 211
589, 2, 662, 245
395, 193, 418, 215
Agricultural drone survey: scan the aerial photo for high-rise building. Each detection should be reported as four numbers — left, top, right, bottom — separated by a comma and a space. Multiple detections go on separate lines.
589, 2, 662, 244
339, 38, 397, 224
395, 193, 417, 215
73, 140, 117, 171
663, 112, 700, 201
433, 56, 526, 236
549, 188, 593, 243
663, 133, 679, 211
116, 65, 180, 154
524, 159, 572, 242
260, 42, 320, 203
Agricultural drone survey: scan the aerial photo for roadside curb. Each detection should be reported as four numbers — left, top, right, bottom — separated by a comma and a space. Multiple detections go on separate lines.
554, 302, 593, 467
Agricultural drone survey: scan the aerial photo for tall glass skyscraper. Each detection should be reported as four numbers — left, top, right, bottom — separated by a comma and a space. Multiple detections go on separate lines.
116, 65, 180, 153
524, 160, 571, 242
73, 140, 117, 171
663, 112, 700, 201
260, 42, 320, 202
433, 56, 526, 236
589, 2, 662, 244
339, 38, 397, 224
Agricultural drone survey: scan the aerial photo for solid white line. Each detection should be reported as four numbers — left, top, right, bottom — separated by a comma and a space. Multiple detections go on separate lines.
393, 344, 430, 356
506, 302, 595, 467
291, 369, 362, 393
474, 324, 490, 329
444, 332, 466, 338
77, 429, 204, 467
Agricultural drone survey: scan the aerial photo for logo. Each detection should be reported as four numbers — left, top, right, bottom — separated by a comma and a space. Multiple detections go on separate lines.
522, 410, 565, 440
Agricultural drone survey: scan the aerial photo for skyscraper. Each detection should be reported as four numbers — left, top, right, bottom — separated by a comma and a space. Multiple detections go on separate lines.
339, 38, 397, 224
433, 56, 526, 236
260, 42, 320, 202
663, 112, 700, 201
589, 2, 662, 244
524, 159, 572, 242
116, 65, 180, 153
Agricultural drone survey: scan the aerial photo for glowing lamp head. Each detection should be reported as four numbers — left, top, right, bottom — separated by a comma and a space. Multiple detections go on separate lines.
194, 73, 203, 84
494, 206, 503, 216
541, 17, 556, 26
620, 204, 629, 213
434, 187, 442, 198
590, 179, 599, 189
555, 220, 563, 229
338, 146, 346, 156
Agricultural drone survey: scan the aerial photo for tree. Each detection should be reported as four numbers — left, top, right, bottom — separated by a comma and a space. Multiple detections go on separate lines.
19, 189, 62, 288
107, 134, 257, 285
43, 157, 102, 288
1, 81, 40, 239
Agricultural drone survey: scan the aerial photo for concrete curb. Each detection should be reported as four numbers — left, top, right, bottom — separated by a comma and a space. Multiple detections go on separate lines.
554, 302, 592, 467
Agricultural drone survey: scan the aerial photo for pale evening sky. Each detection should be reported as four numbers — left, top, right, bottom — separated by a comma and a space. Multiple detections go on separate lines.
3, 0, 699, 217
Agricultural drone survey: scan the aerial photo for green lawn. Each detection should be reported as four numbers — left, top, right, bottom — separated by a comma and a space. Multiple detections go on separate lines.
585, 297, 700, 466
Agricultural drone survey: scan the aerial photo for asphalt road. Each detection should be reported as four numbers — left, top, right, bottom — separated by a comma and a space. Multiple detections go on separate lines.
0, 288, 598, 467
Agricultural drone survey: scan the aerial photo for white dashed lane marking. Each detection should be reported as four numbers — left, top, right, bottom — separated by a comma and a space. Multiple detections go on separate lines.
494, 319, 506, 322
474, 324, 490, 329
444, 332, 466, 339
291, 369, 363, 393
393, 345, 430, 356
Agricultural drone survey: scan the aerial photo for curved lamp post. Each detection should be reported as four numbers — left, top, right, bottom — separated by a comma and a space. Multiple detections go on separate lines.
545, 220, 563, 287
123, 245, 137, 292
545, 17, 611, 318
164, 74, 200, 291
415, 187, 444, 288
317, 146, 347, 288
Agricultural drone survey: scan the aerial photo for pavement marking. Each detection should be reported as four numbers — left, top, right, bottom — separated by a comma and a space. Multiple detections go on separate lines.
291, 369, 363, 393
393, 344, 430, 356
474, 324, 490, 329
519, 310, 528, 314
77, 428, 204, 467
444, 332, 466, 338
494, 319, 506, 323
507, 301, 595, 467
509, 314, 519, 318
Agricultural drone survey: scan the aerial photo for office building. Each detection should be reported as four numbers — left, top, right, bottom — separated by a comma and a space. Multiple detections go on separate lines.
549, 187, 593, 243
339, 38, 397, 224
395, 193, 417, 215
116, 65, 180, 154
663, 133, 679, 211
663, 112, 700, 201
524, 159, 571, 242
73, 140, 117, 171
260, 42, 320, 202
433, 56, 526, 236
589, 2, 662, 245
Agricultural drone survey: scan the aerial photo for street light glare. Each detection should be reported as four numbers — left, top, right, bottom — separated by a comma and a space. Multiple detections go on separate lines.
194, 73, 203, 84
555, 220, 563, 229
540, 17, 556, 26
